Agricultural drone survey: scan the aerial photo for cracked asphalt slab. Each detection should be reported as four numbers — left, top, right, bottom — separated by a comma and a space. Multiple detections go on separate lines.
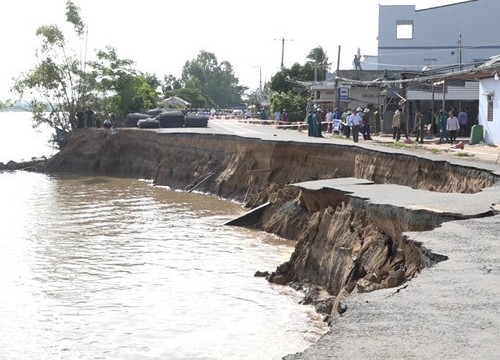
285, 215, 500, 359
286, 177, 500, 359
293, 179, 500, 218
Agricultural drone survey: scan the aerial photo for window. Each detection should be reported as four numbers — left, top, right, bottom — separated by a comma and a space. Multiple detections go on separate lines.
487, 94, 494, 121
397, 20, 413, 39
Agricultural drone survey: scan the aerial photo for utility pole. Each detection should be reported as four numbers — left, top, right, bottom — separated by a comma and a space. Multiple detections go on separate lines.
259, 66, 262, 90
314, 52, 318, 83
334, 45, 341, 109
274, 37, 293, 69
251, 65, 262, 91
457, 34, 463, 70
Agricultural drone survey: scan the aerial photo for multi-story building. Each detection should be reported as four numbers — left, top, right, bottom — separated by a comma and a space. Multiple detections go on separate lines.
375, 0, 500, 134
309, 1, 500, 136
377, 0, 500, 72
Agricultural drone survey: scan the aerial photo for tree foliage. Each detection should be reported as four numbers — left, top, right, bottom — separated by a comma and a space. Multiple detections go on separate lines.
306, 46, 330, 81
65, 0, 85, 36
13, 1, 317, 139
162, 74, 183, 92
12, 1, 89, 134
266, 47, 330, 121
89, 46, 158, 120
13, 26, 81, 133
180, 51, 243, 108
271, 91, 310, 122
12, 1, 159, 136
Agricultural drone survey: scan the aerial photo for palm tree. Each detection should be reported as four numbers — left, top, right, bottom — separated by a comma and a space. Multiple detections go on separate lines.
306, 47, 330, 82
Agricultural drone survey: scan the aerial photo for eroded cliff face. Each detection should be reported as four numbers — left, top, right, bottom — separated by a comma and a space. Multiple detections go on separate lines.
260, 188, 453, 302
45, 129, 496, 197
43, 128, 500, 316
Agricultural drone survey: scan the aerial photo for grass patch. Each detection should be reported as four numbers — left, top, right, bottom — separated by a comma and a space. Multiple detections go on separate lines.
428, 148, 442, 154
388, 142, 443, 155
455, 152, 474, 157
386, 142, 406, 149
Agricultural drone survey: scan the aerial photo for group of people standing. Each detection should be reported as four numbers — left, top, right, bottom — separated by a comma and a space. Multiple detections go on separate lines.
391, 107, 469, 145
438, 108, 467, 145
306, 104, 471, 146
307, 106, 372, 143
307, 108, 324, 137
274, 109, 289, 122
339, 107, 372, 142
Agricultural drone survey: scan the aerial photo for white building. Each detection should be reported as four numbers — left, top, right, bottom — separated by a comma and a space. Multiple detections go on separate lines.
478, 76, 500, 144
444, 56, 500, 145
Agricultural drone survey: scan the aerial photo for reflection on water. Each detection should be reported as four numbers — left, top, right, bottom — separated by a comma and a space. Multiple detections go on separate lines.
0, 171, 327, 359
0, 112, 56, 163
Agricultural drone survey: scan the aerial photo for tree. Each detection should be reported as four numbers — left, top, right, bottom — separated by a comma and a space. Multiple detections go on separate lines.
162, 75, 183, 92
268, 47, 329, 121
12, 0, 88, 134
306, 46, 330, 81
271, 91, 309, 122
89, 46, 158, 120
269, 63, 315, 93
13, 1, 159, 137
181, 51, 242, 108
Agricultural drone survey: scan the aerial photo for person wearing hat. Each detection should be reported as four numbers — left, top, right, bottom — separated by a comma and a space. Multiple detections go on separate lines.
313, 108, 323, 137
392, 109, 402, 141
362, 108, 372, 140
348, 108, 362, 142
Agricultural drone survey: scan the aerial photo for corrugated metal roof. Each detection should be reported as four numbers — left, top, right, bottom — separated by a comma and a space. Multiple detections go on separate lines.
407, 81, 478, 100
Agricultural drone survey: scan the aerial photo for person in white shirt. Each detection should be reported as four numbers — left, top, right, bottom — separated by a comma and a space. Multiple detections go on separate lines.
348, 108, 362, 143
325, 109, 333, 133
446, 111, 460, 145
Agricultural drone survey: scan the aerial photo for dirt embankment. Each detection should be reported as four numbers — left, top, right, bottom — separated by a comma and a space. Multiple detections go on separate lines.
42, 128, 500, 318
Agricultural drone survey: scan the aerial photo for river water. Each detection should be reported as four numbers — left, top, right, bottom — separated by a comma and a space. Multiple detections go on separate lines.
0, 112, 327, 359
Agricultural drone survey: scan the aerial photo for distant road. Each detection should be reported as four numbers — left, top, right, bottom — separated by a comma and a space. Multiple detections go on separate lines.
157, 118, 332, 144
153, 119, 500, 171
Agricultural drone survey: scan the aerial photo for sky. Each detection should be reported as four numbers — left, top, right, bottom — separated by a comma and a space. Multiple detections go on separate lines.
0, 0, 465, 100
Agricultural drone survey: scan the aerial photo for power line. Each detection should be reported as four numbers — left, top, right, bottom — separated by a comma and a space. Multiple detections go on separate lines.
362, 55, 457, 69
378, 40, 500, 58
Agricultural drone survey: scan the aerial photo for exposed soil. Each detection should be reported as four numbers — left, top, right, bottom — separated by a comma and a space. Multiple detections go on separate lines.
41, 128, 500, 321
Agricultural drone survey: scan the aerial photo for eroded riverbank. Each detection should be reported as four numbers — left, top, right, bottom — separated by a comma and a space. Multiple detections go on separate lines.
40, 127, 500, 358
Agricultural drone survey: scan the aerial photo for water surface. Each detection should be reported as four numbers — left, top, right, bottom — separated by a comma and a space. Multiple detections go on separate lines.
0, 113, 327, 359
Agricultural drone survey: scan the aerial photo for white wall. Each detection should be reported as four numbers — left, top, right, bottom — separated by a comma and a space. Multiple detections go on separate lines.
478, 78, 500, 145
